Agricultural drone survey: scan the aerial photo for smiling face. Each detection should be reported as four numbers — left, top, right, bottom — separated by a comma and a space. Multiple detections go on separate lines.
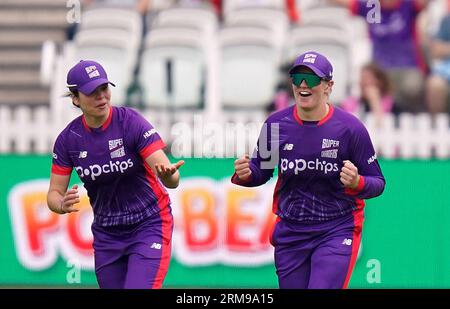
73, 84, 111, 120
291, 66, 333, 112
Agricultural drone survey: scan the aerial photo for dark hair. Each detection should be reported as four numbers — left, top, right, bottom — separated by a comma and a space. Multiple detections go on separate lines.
63, 88, 81, 108
362, 63, 392, 96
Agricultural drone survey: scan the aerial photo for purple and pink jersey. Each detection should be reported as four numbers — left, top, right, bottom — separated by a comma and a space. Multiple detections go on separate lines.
51, 106, 169, 227
350, 0, 426, 71
232, 104, 385, 222
232, 104, 385, 288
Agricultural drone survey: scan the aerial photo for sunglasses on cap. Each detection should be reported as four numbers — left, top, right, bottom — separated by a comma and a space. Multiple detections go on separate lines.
290, 73, 327, 88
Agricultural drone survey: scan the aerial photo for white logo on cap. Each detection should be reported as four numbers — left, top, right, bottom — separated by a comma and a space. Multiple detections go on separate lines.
303, 53, 317, 64
85, 65, 100, 79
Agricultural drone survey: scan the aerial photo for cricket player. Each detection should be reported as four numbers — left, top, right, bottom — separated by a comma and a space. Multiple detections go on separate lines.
47, 60, 184, 289
232, 51, 385, 289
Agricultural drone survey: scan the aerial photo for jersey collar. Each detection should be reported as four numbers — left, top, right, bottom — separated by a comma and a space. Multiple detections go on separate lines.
82, 106, 114, 132
293, 103, 334, 126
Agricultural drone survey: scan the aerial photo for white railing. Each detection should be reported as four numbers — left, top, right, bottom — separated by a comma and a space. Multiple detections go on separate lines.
0, 104, 449, 159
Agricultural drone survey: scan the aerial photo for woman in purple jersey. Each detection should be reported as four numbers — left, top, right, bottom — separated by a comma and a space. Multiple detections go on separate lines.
47, 60, 184, 289
232, 51, 385, 289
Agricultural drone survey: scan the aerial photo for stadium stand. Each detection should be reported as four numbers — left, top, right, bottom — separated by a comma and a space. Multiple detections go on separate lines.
139, 26, 206, 109
219, 25, 280, 110
0, 0, 449, 158
73, 28, 139, 106
0, 0, 67, 107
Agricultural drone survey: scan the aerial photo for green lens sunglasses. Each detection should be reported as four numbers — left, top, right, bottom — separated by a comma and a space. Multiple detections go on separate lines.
290, 73, 323, 88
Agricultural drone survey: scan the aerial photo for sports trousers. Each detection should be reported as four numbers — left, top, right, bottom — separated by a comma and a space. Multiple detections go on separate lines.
271, 209, 364, 289
91, 205, 173, 289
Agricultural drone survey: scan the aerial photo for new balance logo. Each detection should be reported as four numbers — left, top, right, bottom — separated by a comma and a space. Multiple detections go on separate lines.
342, 238, 352, 246
79, 151, 87, 158
151, 243, 162, 250
283, 144, 294, 151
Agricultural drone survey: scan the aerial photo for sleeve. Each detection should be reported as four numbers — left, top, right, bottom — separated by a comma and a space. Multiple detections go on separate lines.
345, 122, 385, 199
51, 133, 73, 176
231, 120, 277, 187
126, 108, 166, 159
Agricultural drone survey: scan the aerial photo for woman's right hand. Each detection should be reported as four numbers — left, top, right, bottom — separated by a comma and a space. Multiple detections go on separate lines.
60, 184, 80, 214
234, 154, 252, 181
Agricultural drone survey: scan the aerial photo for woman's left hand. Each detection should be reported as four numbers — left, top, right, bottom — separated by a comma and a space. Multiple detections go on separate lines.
340, 160, 360, 189
154, 160, 185, 179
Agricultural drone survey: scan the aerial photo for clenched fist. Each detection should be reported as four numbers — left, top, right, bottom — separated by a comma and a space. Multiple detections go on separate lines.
340, 160, 360, 189
234, 154, 252, 181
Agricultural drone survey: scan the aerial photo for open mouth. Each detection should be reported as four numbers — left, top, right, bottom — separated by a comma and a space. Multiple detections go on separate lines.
299, 91, 312, 97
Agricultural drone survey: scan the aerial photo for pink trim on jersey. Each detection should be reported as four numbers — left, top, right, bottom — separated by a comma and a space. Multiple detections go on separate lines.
51, 164, 72, 175
293, 104, 334, 126
271, 171, 282, 214
142, 163, 171, 288
231, 172, 252, 184
293, 106, 303, 125
143, 162, 169, 207
344, 175, 365, 196
81, 106, 113, 132
81, 115, 91, 132
342, 209, 364, 289
317, 104, 334, 126
151, 205, 173, 289
269, 216, 281, 245
101, 106, 113, 131
139, 140, 166, 159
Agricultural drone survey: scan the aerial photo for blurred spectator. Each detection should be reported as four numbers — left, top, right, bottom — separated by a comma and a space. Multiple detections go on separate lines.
426, 13, 450, 113
341, 63, 400, 126
331, 0, 429, 113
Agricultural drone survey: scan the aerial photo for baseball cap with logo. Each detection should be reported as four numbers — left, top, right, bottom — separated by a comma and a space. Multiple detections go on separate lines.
66, 60, 116, 95
289, 51, 333, 80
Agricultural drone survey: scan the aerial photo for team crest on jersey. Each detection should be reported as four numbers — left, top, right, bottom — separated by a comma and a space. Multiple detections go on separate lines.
321, 138, 340, 159
109, 138, 125, 159
109, 138, 123, 150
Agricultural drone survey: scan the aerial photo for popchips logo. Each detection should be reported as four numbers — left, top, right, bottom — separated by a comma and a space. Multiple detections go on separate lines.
280, 158, 338, 175
75, 159, 133, 181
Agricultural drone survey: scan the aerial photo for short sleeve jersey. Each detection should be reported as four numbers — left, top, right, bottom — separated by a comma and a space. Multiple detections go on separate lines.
52, 106, 169, 226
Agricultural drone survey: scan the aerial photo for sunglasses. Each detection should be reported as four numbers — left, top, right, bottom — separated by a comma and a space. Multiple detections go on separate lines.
290, 73, 326, 88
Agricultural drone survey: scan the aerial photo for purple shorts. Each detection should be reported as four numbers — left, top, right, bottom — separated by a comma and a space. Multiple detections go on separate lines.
271, 209, 364, 289
91, 205, 173, 289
